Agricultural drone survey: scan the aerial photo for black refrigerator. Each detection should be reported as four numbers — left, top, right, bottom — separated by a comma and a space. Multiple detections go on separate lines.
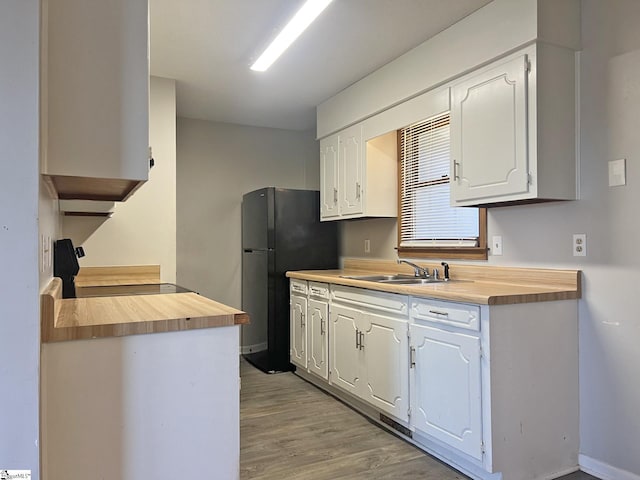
241, 187, 339, 373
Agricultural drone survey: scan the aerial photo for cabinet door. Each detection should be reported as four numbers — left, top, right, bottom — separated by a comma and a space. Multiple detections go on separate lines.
329, 304, 363, 396
410, 323, 483, 460
361, 312, 409, 422
451, 55, 529, 204
320, 135, 340, 219
307, 298, 329, 380
290, 295, 307, 369
339, 125, 364, 216
46, 0, 149, 182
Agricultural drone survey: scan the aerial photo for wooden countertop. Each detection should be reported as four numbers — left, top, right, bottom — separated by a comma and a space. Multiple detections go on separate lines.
286, 259, 581, 306
41, 274, 249, 343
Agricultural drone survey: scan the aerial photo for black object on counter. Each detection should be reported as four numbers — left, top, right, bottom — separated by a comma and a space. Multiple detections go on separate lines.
53, 238, 82, 298
241, 188, 339, 374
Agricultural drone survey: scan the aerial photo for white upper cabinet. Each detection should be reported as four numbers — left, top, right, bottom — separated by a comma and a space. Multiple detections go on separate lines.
320, 126, 397, 221
43, 0, 150, 202
450, 43, 577, 206
339, 125, 364, 216
320, 135, 340, 219
451, 55, 529, 203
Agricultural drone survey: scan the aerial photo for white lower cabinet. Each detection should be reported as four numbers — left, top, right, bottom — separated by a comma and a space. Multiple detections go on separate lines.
290, 293, 307, 370
329, 286, 409, 422
329, 303, 362, 396
409, 322, 482, 460
289, 281, 578, 480
290, 280, 330, 380
307, 296, 329, 380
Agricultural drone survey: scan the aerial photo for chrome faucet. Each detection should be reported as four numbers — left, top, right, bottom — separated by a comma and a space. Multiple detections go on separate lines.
397, 259, 429, 278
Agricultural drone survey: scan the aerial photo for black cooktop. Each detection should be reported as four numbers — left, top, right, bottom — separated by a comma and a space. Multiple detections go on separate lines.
75, 283, 193, 298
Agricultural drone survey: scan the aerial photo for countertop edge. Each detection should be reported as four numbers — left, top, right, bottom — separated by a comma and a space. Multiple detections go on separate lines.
286, 269, 580, 306
41, 278, 249, 343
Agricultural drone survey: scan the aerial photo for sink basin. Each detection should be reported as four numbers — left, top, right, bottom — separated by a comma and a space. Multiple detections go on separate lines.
340, 274, 450, 285
340, 274, 416, 282
377, 278, 448, 285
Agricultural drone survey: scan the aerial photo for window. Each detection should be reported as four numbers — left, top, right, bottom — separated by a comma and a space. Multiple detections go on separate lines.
398, 112, 487, 259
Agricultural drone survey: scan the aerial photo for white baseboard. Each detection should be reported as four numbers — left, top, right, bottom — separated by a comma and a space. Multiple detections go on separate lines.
579, 454, 640, 480
240, 342, 267, 355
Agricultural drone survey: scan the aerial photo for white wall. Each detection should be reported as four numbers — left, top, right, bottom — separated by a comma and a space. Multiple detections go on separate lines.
492, 2, 640, 476
339, 1, 640, 477
0, 0, 41, 476
62, 77, 177, 283
176, 118, 318, 308
41, 326, 240, 480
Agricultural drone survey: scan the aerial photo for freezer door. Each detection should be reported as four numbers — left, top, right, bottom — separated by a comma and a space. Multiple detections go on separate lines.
241, 249, 270, 355
242, 188, 274, 249
273, 189, 338, 272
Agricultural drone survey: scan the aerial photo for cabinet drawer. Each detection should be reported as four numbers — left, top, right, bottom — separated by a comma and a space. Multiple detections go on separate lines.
290, 279, 308, 295
308, 282, 329, 299
331, 285, 408, 317
410, 298, 480, 331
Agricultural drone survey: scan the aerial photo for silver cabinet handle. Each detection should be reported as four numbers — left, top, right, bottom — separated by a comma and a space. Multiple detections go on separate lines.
320, 318, 325, 336
410, 346, 416, 368
355, 329, 360, 349
300, 314, 305, 354
333, 187, 338, 204
359, 331, 364, 350
428, 310, 449, 317
355, 182, 361, 200
453, 160, 460, 180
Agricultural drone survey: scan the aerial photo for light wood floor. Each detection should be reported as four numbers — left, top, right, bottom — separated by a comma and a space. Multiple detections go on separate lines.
240, 360, 468, 480
240, 360, 599, 480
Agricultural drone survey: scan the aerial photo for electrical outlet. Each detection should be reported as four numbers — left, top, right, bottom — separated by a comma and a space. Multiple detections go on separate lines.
492, 235, 503, 256
40, 235, 46, 273
45, 236, 52, 270
364, 239, 371, 254
573, 234, 586, 257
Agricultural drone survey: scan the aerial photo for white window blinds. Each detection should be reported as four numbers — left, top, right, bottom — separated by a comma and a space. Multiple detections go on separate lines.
399, 113, 479, 248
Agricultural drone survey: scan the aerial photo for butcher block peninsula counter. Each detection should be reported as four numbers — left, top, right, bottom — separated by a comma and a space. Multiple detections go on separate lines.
41, 266, 246, 480
41, 265, 248, 342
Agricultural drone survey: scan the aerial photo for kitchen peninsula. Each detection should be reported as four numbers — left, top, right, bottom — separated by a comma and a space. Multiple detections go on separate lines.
40, 266, 248, 480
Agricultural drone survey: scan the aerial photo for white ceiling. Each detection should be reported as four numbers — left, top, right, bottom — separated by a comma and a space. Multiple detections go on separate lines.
150, 0, 492, 131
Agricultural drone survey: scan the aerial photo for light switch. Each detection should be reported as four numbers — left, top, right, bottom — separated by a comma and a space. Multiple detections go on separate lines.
608, 158, 626, 187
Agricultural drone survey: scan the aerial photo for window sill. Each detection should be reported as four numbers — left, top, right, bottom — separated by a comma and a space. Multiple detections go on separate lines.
397, 246, 488, 261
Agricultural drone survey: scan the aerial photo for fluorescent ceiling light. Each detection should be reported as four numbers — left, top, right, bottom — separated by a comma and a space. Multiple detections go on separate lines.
251, 0, 333, 72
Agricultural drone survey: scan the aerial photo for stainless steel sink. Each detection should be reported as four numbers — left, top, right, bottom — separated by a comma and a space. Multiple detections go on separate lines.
377, 278, 448, 285
340, 274, 450, 285
340, 274, 416, 282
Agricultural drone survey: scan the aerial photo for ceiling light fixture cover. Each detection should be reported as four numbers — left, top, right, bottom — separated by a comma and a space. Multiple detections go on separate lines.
250, 0, 333, 72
